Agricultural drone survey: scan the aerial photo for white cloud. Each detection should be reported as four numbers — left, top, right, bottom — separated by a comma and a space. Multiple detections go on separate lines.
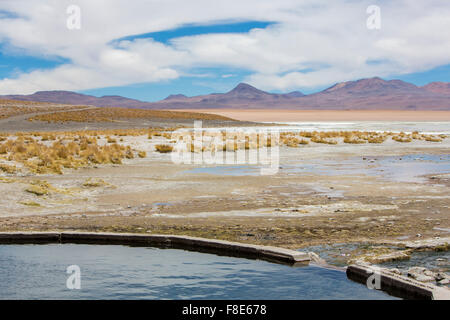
0, 0, 449, 94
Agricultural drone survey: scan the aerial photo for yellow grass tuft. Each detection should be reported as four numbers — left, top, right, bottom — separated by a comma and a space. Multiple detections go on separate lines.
83, 178, 108, 188
0, 163, 18, 174
155, 144, 173, 153
25, 184, 49, 196
30, 107, 234, 123
19, 201, 41, 207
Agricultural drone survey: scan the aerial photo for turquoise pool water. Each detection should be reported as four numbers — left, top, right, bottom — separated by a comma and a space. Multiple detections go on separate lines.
0, 244, 397, 299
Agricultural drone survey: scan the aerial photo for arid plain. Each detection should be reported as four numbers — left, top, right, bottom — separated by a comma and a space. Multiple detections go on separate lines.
0, 100, 449, 284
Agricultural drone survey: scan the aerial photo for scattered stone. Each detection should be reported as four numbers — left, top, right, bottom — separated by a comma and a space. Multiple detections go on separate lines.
408, 266, 426, 274
403, 237, 450, 250
354, 250, 412, 264
412, 274, 435, 282
389, 268, 402, 275
308, 252, 326, 265
435, 272, 449, 281
423, 270, 435, 277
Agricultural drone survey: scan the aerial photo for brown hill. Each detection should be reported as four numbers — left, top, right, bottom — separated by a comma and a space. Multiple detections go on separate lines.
1, 77, 449, 110
422, 82, 450, 95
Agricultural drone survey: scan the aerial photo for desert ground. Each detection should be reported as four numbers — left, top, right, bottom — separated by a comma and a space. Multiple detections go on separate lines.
176, 109, 450, 122
0, 100, 449, 286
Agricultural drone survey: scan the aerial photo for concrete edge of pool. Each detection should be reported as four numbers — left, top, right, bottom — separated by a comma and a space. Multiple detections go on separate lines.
0, 231, 310, 265
0, 231, 448, 300
346, 265, 450, 300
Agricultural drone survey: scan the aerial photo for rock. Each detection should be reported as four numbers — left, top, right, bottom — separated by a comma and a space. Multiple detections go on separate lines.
365, 250, 411, 264
438, 278, 450, 285
403, 237, 450, 250
308, 252, 327, 265
353, 259, 371, 267
389, 268, 402, 275
408, 266, 426, 275
423, 270, 436, 277
435, 272, 449, 281
407, 267, 443, 283
413, 274, 436, 282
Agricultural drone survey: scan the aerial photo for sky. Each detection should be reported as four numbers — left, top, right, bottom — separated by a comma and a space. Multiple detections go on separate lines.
0, 0, 449, 102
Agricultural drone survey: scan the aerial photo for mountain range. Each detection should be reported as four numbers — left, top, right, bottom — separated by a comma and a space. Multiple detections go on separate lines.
2, 77, 450, 110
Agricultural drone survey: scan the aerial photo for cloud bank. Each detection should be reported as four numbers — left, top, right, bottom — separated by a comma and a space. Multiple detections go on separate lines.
0, 0, 449, 94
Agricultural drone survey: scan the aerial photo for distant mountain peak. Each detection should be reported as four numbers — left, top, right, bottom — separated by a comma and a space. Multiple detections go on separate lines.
34, 90, 86, 96
285, 91, 305, 98
228, 83, 265, 93
1, 77, 449, 110
422, 82, 450, 94
164, 94, 188, 100
233, 82, 257, 90
324, 77, 418, 94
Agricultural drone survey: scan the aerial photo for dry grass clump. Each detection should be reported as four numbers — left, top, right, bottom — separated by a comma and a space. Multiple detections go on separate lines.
281, 136, 309, 147
182, 131, 279, 152
0, 132, 147, 175
155, 144, 174, 153
30, 107, 234, 123
366, 135, 387, 143
25, 179, 73, 195
310, 136, 338, 145
424, 135, 443, 142
392, 133, 413, 143
0, 177, 16, 183
0, 163, 18, 174
138, 151, 147, 158
299, 131, 315, 138
19, 201, 41, 207
174, 129, 443, 152
343, 136, 367, 144
0, 100, 84, 119
82, 178, 108, 188
25, 184, 49, 196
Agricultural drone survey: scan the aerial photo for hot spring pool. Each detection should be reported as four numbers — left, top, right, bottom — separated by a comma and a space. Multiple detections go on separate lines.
0, 244, 397, 299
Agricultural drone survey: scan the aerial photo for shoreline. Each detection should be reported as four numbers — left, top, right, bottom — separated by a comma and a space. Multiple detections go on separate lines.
173, 109, 450, 122
0, 232, 310, 265
0, 231, 448, 300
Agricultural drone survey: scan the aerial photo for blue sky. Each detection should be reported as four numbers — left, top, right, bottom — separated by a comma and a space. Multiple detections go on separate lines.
82, 67, 253, 101
0, 44, 68, 79
80, 63, 450, 102
0, 1, 449, 99
114, 21, 274, 45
